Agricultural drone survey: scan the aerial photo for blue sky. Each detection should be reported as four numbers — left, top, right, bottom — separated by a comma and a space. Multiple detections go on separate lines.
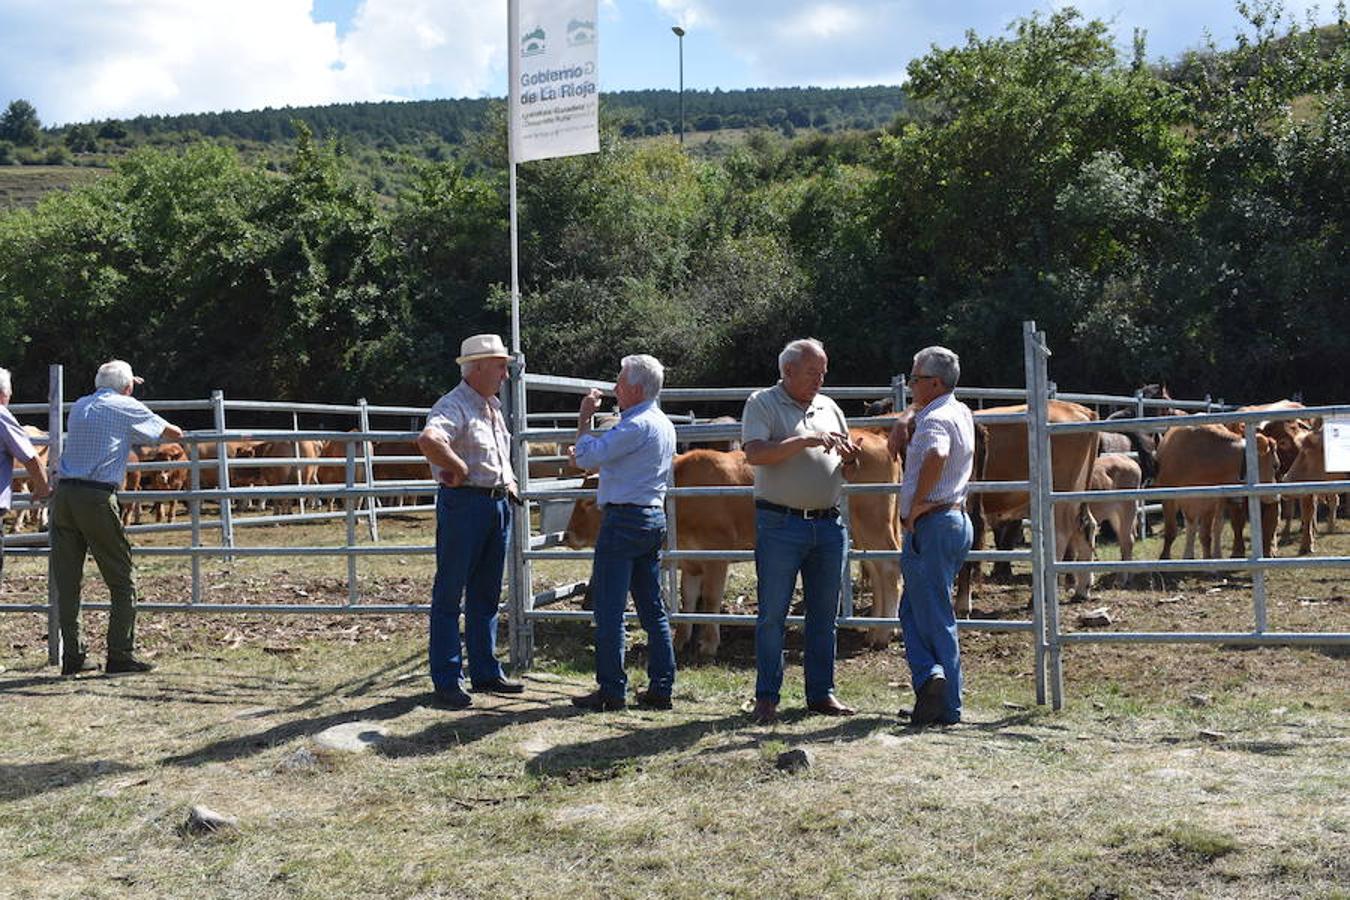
0, 1, 1338, 125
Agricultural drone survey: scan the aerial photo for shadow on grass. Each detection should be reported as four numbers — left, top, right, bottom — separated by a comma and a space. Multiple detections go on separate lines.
160, 692, 430, 768
0, 759, 136, 802
526, 711, 749, 777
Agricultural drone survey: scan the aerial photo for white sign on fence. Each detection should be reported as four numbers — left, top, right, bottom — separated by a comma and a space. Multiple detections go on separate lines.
1325, 415, 1350, 473
509, 0, 599, 164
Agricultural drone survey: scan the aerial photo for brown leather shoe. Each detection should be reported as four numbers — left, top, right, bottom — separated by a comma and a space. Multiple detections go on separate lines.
751, 698, 778, 725
806, 694, 856, 717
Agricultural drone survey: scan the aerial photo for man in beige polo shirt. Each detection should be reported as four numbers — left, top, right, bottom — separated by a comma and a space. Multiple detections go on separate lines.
742, 338, 861, 724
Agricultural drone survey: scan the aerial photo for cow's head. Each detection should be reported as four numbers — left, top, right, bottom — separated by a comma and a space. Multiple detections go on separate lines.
562, 474, 602, 548
1256, 433, 1279, 492
149, 443, 188, 489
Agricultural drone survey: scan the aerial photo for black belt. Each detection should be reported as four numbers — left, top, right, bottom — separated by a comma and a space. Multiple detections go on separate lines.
605, 502, 660, 510
59, 478, 117, 493
453, 484, 520, 504
913, 502, 965, 526
755, 499, 839, 520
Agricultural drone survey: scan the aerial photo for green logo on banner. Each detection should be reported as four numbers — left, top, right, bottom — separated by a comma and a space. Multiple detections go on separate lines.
522, 26, 546, 57
567, 19, 596, 46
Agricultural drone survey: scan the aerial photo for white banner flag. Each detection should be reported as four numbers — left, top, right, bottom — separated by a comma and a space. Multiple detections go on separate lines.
509, 0, 600, 164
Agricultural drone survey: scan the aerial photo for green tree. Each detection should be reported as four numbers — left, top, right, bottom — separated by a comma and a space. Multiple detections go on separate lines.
0, 100, 41, 146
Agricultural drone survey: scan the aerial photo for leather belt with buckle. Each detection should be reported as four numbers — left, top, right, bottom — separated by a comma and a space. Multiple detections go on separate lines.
755, 499, 840, 520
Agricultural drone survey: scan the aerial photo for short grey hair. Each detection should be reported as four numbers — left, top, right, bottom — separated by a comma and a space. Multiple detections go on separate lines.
620, 354, 664, 401
94, 359, 135, 392
0, 367, 11, 398
913, 346, 960, 389
778, 338, 826, 377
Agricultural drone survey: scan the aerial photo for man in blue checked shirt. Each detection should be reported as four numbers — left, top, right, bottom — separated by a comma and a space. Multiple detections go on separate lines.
52, 360, 182, 677
570, 354, 677, 712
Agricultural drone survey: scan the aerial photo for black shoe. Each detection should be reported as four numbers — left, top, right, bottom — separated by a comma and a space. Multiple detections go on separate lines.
106, 656, 154, 674
472, 676, 525, 695
634, 689, 672, 710
571, 690, 626, 712
911, 675, 948, 726
61, 654, 98, 676
432, 687, 473, 710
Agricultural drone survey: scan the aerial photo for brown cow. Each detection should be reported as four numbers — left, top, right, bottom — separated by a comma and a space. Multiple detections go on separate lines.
145, 443, 189, 523
1156, 424, 1278, 559
247, 439, 322, 515
1283, 422, 1344, 555
966, 400, 1101, 608
564, 430, 902, 658
1086, 454, 1142, 588
318, 434, 430, 508
1230, 400, 1311, 543
118, 448, 143, 526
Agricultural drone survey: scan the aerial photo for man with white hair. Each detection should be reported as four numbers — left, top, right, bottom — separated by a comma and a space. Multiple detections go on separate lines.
417, 334, 524, 710
52, 360, 183, 676
742, 338, 861, 724
1, 367, 51, 580
889, 345, 975, 726
570, 354, 678, 711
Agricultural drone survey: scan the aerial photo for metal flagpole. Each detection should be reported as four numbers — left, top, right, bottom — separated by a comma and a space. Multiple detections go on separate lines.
508, 0, 522, 355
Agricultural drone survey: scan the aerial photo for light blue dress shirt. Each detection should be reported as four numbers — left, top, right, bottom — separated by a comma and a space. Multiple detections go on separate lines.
573, 399, 676, 508
0, 404, 39, 509
58, 388, 168, 487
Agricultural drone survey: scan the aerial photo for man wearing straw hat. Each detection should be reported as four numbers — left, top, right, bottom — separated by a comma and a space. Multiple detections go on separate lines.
51, 360, 183, 676
1, 366, 51, 581
417, 334, 525, 709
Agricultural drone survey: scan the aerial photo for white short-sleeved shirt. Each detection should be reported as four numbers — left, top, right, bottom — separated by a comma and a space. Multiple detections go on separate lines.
898, 391, 975, 519
741, 383, 850, 510
424, 381, 516, 489
58, 388, 168, 488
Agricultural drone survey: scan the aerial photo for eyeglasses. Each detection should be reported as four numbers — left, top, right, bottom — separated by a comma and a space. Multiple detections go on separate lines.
909, 373, 935, 382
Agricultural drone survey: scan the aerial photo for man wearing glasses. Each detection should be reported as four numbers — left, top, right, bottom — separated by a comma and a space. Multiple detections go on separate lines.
890, 346, 975, 726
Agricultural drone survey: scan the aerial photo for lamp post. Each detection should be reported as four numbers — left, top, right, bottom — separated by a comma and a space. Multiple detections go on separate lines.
671, 26, 685, 146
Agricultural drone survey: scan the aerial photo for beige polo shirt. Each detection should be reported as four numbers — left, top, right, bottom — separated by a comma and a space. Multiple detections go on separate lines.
741, 383, 849, 510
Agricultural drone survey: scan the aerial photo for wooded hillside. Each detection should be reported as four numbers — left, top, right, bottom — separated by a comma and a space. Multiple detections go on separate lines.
0, 6, 1345, 407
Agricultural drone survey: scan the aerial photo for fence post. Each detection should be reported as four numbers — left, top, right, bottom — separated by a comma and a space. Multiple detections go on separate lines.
663, 463, 679, 616
291, 411, 305, 516
345, 441, 358, 606
506, 354, 534, 670
1035, 329, 1064, 709
1135, 389, 1149, 541
1021, 325, 1048, 706
189, 442, 202, 606
357, 398, 379, 542
211, 390, 235, 556
45, 364, 63, 665
1244, 427, 1269, 633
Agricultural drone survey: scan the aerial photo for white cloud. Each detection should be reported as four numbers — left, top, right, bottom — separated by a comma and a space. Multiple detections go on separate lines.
0, 0, 506, 125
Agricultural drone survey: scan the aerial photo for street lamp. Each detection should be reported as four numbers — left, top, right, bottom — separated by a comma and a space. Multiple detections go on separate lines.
671, 26, 685, 146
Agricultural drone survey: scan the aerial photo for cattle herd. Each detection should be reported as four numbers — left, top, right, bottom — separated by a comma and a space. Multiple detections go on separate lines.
5, 390, 1345, 658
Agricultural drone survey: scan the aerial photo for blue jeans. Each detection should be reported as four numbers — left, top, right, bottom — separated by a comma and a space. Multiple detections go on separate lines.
754, 507, 844, 704
590, 505, 676, 699
429, 487, 509, 691
900, 509, 973, 724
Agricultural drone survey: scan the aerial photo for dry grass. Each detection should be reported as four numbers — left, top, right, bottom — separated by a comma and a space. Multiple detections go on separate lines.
1, 510, 1347, 898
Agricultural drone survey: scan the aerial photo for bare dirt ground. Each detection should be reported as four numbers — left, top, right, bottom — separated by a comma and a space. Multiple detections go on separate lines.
1, 512, 1346, 897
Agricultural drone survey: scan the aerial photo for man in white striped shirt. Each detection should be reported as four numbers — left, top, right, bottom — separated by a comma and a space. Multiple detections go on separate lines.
892, 346, 975, 726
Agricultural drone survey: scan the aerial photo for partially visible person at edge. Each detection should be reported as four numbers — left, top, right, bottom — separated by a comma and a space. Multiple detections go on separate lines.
1, 366, 52, 581
51, 360, 182, 676
416, 334, 525, 710
887, 346, 975, 726
741, 338, 861, 725
569, 354, 678, 713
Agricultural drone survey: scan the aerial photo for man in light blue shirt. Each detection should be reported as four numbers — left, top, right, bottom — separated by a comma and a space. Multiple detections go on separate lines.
570, 354, 677, 711
52, 360, 182, 676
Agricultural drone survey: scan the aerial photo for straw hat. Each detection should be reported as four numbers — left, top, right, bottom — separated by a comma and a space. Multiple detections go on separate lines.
456, 334, 510, 365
